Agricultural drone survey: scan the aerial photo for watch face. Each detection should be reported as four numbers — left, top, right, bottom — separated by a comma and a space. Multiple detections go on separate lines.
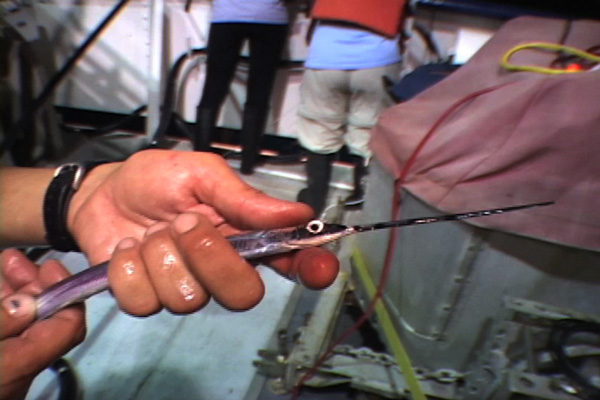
55, 163, 84, 190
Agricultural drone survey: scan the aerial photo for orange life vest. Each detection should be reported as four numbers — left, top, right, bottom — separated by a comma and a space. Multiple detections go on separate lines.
310, 0, 407, 38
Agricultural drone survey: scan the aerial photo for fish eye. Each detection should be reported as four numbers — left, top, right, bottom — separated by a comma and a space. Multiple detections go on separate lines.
306, 220, 324, 234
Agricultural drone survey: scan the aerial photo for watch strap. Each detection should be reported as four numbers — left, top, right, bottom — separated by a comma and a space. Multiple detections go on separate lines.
43, 161, 107, 252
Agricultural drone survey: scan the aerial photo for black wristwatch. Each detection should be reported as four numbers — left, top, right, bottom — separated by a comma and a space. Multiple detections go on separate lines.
43, 161, 107, 252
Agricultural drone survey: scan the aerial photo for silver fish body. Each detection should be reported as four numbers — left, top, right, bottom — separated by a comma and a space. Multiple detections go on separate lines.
35, 224, 354, 320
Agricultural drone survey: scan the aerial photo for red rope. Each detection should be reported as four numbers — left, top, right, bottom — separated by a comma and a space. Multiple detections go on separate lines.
292, 83, 511, 398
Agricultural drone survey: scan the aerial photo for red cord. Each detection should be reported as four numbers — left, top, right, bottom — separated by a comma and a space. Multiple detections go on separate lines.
291, 83, 512, 399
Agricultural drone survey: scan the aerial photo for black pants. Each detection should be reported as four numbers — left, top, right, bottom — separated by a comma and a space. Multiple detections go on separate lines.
198, 22, 288, 112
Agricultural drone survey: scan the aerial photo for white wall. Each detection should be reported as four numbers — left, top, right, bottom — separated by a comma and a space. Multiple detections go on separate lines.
23, 0, 504, 138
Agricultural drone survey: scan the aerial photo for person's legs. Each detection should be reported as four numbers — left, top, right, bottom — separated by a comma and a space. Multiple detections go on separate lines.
296, 150, 335, 217
194, 23, 245, 151
296, 69, 349, 215
345, 63, 398, 157
245, 24, 288, 109
344, 63, 400, 205
343, 154, 369, 207
296, 69, 348, 155
239, 23, 288, 174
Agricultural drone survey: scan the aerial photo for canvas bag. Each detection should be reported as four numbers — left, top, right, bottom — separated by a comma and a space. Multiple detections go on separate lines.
371, 16, 600, 251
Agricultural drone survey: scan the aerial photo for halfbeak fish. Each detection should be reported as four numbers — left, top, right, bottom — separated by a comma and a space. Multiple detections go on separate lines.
35, 201, 552, 319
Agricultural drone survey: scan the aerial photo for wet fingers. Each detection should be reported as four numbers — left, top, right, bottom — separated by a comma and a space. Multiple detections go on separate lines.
140, 222, 209, 314
108, 237, 161, 316
170, 213, 265, 310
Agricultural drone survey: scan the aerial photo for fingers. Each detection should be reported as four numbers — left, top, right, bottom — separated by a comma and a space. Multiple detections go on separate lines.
1, 305, 85, 383
108, 238, 161, 316
0, 255, 86, 388
140, 223, 209, 313
36, 259, 74, 289
109, 214, 253, 315
1, 249, 38, 297
1, 257, 82, 339
170, 213, 264, 310
107, 210, 338, 317
190, 153, 315, 230
267, 247, 340, 290
214, 186, 315, 230
1, 250, 39, 338
0, 294, 37, 339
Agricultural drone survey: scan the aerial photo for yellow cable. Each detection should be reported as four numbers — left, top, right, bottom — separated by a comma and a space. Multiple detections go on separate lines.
351, 247, 428, 400
500, 42, 600, 74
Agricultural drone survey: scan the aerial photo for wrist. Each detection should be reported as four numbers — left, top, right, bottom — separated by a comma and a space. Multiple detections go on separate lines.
43, 162, 115, 251
66, 162, 121, 245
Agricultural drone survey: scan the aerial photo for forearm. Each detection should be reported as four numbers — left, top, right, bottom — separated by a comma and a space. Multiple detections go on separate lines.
0, 162, 120, 248
0, 167, 55, 247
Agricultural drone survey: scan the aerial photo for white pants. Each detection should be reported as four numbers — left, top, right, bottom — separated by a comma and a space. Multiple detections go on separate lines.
296, 63, 400, 158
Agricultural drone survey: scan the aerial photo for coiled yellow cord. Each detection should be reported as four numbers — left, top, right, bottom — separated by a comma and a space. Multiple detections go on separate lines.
500, 42, 600, 74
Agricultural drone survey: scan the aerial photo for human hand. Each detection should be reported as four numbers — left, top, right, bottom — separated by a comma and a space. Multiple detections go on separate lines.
68, 150, 339, 315
0, 249, 85, 400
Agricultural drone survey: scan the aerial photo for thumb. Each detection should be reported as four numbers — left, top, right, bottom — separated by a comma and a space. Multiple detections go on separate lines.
267, 247, 340, 290
216, 187, 315, 231
0, 293, 37, 338
193, 155, 314, 230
